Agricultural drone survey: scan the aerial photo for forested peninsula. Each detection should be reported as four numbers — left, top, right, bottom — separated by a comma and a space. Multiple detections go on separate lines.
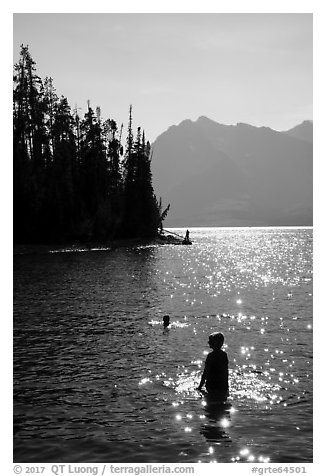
13, 45, 170, 245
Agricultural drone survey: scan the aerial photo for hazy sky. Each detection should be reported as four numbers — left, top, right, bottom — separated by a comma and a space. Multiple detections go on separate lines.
13, 13, 312, 142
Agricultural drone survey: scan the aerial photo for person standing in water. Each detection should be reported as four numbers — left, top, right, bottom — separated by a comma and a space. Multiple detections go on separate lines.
197, 332, 229, 401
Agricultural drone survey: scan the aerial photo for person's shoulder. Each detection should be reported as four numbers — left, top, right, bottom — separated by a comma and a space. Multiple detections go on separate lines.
215, 348, 228, 359
206, 351, 214, 361
221, 349, 229, 361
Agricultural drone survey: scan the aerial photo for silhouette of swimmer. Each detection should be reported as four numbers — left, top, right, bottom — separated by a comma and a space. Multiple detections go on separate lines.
163, 315, 170, 328
197, 332, 229, 402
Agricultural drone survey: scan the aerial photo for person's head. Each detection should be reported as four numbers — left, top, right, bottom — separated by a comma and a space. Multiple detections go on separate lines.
208, 332, 224, 350
163, 315, 170, 327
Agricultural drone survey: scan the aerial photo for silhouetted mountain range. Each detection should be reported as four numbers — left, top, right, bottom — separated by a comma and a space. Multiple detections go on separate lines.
152, 117, 313, 227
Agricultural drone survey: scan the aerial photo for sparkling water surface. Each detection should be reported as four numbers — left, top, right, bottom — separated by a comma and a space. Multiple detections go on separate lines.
14, 227, 313, 463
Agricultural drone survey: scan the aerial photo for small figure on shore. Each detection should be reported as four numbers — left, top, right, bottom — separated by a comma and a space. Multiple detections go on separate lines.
163, 315, 170, 328
197, 332, 229, 402
182, 229, 191, 245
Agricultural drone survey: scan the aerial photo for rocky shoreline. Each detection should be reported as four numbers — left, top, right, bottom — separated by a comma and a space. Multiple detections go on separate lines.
13, 234, 189, 256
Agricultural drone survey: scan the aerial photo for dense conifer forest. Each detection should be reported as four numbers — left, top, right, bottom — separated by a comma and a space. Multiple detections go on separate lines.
13, 45, 169, 244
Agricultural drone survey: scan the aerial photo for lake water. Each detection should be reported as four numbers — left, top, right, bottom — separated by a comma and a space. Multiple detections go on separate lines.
13, 227, 313, 463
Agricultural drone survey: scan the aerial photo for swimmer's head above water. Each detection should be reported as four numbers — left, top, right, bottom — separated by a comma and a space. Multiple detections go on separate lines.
163, 315, 170, 327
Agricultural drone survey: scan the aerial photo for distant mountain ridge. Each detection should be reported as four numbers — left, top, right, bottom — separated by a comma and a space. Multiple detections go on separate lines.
282, 120, 313, 143
152, 117, 313, 227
